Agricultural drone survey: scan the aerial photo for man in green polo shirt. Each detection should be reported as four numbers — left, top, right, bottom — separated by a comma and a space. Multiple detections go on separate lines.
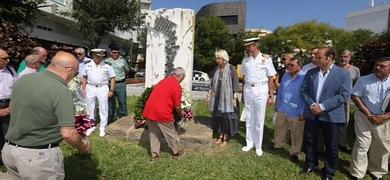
2, 51, 90, 179
106, 43, 129, 123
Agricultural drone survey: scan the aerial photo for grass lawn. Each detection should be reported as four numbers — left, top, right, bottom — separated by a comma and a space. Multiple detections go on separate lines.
2, 96, 389, 179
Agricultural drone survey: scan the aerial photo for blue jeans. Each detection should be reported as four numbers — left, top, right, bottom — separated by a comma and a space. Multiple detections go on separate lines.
108, 82, 128, 123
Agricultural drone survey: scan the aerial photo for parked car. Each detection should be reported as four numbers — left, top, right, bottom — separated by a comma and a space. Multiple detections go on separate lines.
193, 70, 210, 82
135, 69, 145, 78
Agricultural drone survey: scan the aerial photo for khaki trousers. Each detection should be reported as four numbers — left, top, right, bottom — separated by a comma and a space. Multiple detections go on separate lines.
148, 120, 179, 157
1, 143, 65, 180
274, 112, 305, 155
349, 110, 390, 178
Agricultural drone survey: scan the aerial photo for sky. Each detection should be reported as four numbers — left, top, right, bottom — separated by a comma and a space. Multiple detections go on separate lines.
151, 0, 377, 31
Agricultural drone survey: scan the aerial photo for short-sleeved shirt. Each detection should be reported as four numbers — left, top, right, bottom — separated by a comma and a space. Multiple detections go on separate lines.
352, 73, 390, 115
18, 66, 37, 78
143, 76, 182, 122
346, 64, 360, 84
105, 57, 129, 81
241, 53, 276, 84
83, 60, 115, 85
276, 72, 305, 118
0, 66, 18, 99
301, 62, 316, 75
6, 71, 75, 146
17, 60, 46, 73
78, 57, 92, 80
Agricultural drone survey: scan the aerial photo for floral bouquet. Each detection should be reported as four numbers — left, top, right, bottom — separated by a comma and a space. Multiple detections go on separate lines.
176, 89, 193, 130
68, 78, 96, 136
75, 114, 96, 136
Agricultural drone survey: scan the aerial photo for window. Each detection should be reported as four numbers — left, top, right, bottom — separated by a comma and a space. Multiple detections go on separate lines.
219, 15, 238, 25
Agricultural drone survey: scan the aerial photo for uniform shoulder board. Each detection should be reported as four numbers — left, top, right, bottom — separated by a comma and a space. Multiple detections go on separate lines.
84, 60, 91, 64
104, 61, 112, 66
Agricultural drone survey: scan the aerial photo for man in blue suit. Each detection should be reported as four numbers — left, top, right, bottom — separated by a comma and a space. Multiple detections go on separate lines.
300, 47, 352, 180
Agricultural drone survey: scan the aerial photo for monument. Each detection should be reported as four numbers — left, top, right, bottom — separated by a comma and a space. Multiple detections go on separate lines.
145, 8, 195, 95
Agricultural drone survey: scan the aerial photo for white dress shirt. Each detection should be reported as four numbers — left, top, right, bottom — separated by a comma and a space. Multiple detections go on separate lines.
315, 64, 334, 110
18, 67, 37, 78
241, 53, 276, 84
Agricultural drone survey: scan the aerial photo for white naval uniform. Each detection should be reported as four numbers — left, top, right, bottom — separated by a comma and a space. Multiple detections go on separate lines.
83, 60, 115, 133
242, 53, 276, 154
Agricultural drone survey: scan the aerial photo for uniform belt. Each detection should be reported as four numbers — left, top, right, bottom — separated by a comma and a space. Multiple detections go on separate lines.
0, 99, 10, 108
6, 140, 59, 149
247, 81, 267, 87
87, 84, 106, 87
0, 99, 10, 103
116, 79, 126, 83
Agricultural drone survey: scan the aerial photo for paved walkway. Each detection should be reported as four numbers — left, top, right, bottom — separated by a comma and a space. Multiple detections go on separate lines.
126, 83, 209, 100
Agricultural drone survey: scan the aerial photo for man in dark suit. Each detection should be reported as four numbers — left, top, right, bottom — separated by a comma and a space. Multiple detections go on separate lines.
300, 47, 352, 179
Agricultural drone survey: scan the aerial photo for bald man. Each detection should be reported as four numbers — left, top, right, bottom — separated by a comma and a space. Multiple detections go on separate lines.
2, 51, 90, 179
17, 46, 48, 73
18, 54, 40, 77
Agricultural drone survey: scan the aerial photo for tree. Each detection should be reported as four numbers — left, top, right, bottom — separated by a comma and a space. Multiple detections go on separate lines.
0, 0, 45, 26
69, 0, 144, 48
353, 30, 390, 75
194, 16, 232, 74
0, 0, 44, 66
258, 21, 378, 64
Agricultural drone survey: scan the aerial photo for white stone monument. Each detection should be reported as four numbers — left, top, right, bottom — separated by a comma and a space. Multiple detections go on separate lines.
145, 8, 195, 95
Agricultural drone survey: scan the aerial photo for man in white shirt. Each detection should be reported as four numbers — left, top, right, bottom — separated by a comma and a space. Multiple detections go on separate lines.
301, 48, 319, 75
74, 47, 92, 80
241, 37, 276, 157
18, 54, 40, 77
82, 49, 115, 137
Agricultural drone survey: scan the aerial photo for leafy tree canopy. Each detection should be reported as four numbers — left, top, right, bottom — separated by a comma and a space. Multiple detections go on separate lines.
194, 16, 233, 73
69, 0, 144, 48
0, 0, 45, 26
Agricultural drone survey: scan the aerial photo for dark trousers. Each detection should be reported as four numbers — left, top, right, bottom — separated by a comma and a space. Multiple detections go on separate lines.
304, 118, 344, 177
108, 81, 128, 123
0, 101, 10, 154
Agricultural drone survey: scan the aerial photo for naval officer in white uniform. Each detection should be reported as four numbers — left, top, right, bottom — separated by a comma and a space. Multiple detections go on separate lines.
241, 38, 276, 156
82, 49, 116, 137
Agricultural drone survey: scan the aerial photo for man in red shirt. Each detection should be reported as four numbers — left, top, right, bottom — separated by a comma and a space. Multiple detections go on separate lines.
143, 67, 185, 160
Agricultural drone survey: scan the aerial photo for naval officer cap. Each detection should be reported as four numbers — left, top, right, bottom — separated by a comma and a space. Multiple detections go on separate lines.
91, 48, 106, 57
243, 37, 260, 46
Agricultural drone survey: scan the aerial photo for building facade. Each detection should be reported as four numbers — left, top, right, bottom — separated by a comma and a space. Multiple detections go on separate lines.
196, 0, 246, 34
346, 3, 390, 33
25, 0, 151, 50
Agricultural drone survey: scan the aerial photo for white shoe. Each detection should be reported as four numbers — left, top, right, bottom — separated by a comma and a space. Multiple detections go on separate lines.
256, 149, 263, 157
241, 146, 253, 152
85, 127, 96, 136
99, 131, 106, 137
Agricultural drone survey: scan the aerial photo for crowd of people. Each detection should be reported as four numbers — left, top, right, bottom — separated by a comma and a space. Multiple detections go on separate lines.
0, 43, 130, 179
0, 36, 389, 179
204, 38, 389, 180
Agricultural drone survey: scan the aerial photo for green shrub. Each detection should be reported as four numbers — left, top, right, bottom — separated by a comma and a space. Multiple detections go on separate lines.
133, 86, 154, 122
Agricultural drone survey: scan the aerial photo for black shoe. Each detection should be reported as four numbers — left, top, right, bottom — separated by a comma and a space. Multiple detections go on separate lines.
369, 173, 383, 180
302, 167, 316, 175
290, 155, 299, 163
172, 150, 185, 160
150, 155, 159, 163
